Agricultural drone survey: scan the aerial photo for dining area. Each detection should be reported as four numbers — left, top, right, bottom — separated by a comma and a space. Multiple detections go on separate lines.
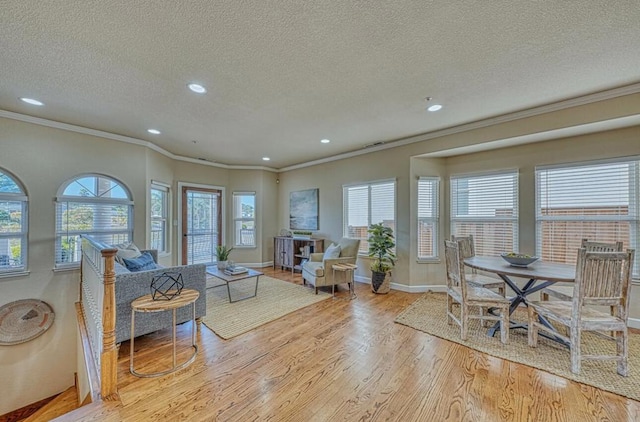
444, 235, 635, 377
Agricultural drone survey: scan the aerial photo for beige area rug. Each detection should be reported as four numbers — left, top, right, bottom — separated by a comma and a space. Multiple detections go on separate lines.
395, 292, 640, 401
202, 275, 331, 339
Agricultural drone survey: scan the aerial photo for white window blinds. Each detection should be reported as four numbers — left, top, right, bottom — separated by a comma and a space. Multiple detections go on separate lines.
344, 180, 396, 254
536, 158, 639, 278
55, 175, 133, 267
151, 183, 169, 253
417, 177, 439, 259
451, 170, 519, 256
0, 169, 28, 274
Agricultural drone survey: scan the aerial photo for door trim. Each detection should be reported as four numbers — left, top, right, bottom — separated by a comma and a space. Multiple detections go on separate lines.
177, 182, 226, 265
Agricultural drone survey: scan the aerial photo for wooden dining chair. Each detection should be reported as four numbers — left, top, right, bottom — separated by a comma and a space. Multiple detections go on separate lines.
528, 248, 634, 376
451, 235, 505, 296
541, 239, 624, 301
444, 240, 510, 344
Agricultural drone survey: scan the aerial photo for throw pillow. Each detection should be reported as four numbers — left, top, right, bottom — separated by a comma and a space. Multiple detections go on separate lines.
323, 243, 341, 260
122, 251, 158, 272
114, 241, 142, 265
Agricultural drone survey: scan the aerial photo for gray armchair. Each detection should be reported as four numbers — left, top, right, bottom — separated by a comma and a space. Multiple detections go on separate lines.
302, 238, 361, 294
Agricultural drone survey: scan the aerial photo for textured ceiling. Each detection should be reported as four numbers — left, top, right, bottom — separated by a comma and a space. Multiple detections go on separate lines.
1, 1, 640, 169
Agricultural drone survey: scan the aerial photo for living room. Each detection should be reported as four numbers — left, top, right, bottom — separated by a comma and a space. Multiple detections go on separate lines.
2, 2, 640, 420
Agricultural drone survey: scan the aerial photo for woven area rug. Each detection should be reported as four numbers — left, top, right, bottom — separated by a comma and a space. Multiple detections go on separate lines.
395, 292, 640, 401
202, 275, 331, 339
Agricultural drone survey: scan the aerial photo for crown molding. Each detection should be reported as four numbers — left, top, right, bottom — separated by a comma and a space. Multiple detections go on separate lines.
2, 81, 640, 173
0, 110, 278, 173
280, 82, 640, 171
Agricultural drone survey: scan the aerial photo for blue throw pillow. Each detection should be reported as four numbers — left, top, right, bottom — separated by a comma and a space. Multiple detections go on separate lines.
122, 251, 158, 272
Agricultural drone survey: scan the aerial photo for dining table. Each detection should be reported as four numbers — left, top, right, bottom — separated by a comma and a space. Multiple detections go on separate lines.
463, 256, 576, 346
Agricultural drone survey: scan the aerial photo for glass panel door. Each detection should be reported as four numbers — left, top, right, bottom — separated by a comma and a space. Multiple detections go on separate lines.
181, 186, 222, 265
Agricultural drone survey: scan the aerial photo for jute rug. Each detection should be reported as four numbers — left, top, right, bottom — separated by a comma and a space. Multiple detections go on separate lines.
395, 292, 640, 401
202, 276, 331, 339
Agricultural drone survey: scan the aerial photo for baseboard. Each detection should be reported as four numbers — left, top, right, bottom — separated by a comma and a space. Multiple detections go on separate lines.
354, 276, 445, 294
628, 318, 640, 330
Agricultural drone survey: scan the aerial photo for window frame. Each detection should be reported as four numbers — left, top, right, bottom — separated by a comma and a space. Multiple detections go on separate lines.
55, 174, 133, 269
417, 176, 440, 261
535, 157, 639, 279
0, 169, 28, 276
150, 182, 170, 254
450, 169, 519, 257
233, 191, 256, 248
343, 179, 397, 255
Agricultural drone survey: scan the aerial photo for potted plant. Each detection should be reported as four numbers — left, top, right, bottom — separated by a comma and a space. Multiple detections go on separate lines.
367, 223, 396, 294
215, 245, 234, 269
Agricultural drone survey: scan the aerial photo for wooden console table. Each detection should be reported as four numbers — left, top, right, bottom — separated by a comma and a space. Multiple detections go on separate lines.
273, 236, 324, 274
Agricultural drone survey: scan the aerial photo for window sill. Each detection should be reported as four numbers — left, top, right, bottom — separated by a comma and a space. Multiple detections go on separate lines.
417, 258, 441, 264
53, 264, 80, 272
234, 245, 257, 249
0, 270, 30, 280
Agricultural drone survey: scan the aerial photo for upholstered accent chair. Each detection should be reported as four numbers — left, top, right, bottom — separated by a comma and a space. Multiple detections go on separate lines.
302, 238, 361, 294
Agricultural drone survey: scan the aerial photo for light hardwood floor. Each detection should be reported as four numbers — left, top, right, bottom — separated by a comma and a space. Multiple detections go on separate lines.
58, 268, 640, 421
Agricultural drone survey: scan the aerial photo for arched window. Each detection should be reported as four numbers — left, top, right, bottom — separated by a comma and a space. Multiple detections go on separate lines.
55, 174, 133, 267
0, 169, 28, 275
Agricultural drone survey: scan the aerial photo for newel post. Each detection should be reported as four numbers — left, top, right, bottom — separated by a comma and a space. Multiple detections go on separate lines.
101, 248, 119, 400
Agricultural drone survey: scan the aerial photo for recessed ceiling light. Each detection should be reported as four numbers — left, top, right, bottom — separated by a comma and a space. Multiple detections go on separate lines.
321, 139, 331, 144
187, 83, 207, 94
427, 104, 443, 112
20, 97, 44, 106
147, 129, 161, 135
262, 157, 271, 161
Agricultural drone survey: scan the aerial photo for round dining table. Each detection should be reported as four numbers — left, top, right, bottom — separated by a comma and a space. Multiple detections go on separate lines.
464, 256, 575, 345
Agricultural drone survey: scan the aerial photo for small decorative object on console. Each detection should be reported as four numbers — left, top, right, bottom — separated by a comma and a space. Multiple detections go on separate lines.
500, 252, 539, 267
150, 272, 184, 300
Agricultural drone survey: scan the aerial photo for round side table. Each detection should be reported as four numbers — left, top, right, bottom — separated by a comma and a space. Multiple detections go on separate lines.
130, 289, 199, 377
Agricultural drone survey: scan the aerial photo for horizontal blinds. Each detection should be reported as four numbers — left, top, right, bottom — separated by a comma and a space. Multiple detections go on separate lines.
451, 171, 518, 256
417, 177, 439, 259
536, 159, 639, 277
344, 180, 396, 254
55, 201, 132, 265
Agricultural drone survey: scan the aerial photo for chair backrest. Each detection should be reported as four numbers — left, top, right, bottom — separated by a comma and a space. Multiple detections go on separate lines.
451, 235, 477, 274
580, 238, 624, 252
573, 248, 635, 320
444, 240, 467, 297
451, 235, 475, 259
337, 238, 361, 258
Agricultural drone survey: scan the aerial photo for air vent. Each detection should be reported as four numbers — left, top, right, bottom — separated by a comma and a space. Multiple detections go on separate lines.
363, 141, 385, 149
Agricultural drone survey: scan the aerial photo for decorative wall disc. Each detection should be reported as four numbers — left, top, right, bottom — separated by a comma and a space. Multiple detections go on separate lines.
0, 299, 55, 345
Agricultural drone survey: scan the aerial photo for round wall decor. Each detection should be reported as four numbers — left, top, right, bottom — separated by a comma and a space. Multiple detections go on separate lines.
0, 299, 55, 345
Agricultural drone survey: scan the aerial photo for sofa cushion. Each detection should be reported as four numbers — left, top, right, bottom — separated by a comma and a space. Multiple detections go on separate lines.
304, 261, 325, 277
114, 261, 131, 274
122, 251, 158, 272
114, 241, 142, 264
323, 243, 341, 260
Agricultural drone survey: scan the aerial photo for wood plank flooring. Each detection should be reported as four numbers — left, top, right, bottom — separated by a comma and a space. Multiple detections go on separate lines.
57, 268, 640, 421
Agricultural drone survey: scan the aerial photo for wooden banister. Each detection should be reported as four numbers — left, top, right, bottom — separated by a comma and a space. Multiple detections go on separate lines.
77, 235, 120, 403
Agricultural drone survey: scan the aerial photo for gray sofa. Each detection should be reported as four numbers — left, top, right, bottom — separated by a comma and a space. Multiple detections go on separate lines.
114, 250, 207, 343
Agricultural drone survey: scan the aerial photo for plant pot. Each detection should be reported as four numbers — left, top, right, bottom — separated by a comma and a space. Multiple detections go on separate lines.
371, 270, 391, 294
217, 260, 228, 270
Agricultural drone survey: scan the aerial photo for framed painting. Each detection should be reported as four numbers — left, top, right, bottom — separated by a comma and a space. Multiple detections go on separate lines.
289, 188, 319, 230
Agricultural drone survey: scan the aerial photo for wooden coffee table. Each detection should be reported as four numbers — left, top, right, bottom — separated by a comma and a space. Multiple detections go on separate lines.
206, 266, 263, 303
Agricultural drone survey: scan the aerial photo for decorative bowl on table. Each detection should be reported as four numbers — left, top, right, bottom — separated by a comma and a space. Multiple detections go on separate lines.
500, 253, 539, 267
